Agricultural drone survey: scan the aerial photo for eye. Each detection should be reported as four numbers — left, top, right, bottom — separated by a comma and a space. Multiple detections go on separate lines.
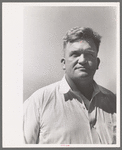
85, 52, 95, 58
70, 52, 80, 57
72, 54, 78, 57
89, 53, 94, 57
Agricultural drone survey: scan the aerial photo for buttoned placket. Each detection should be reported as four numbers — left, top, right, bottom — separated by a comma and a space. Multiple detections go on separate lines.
70, 90, 89, 119
72, 89, 100, 140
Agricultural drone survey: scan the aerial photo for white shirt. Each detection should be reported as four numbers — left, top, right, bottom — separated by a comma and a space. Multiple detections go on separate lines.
23, 76, 116, 144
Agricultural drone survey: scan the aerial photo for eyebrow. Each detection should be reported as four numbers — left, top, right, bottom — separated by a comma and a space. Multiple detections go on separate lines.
85, 50, 97, 54
70, 49, 97, 55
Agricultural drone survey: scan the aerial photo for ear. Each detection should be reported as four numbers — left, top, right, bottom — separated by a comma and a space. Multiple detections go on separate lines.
97, 57, 100, 69
61, 58, 66, 70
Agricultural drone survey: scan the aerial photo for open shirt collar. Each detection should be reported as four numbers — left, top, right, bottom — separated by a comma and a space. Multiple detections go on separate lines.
59, 75, 102, 97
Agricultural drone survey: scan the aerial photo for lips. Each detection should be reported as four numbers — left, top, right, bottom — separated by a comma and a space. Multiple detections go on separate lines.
75, 66, 87, 71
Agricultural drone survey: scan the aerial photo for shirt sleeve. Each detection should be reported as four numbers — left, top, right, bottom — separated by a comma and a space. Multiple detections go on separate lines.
112, 112, 116, 144
23, 95, 40, 144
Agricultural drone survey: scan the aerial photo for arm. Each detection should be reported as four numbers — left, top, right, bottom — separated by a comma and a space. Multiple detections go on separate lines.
23, 95, 40, 144
112, 113, 116, 144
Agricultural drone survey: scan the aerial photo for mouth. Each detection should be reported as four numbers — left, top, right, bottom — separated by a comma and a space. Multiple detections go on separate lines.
75, 67, 87, 71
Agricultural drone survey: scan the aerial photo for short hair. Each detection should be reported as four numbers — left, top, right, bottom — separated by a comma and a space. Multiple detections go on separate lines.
63, 27, 102, 52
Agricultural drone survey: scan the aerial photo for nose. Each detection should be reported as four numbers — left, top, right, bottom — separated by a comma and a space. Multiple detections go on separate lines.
78, 54, 87, 65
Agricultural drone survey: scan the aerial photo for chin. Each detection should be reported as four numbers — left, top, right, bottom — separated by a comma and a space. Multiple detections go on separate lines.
76, 74, 93, 81
77, 73, 89, 78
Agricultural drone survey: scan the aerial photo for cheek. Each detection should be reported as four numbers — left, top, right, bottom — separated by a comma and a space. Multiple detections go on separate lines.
66, 57, 77, 66
88, 60, 97, 68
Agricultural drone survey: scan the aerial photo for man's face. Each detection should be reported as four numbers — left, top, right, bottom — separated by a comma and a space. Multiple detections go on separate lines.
62, 38, 100, 83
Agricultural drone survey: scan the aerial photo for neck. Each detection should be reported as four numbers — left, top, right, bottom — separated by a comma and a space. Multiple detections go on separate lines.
65, 75, 94, 100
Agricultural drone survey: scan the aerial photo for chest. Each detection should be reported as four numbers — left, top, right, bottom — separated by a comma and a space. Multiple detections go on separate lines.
39, 93, 114, 144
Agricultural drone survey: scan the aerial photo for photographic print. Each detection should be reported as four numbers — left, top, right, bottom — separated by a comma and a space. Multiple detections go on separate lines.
2, 2, 120, 148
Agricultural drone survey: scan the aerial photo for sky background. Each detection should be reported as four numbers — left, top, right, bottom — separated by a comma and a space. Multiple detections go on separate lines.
23, 6, 117, 101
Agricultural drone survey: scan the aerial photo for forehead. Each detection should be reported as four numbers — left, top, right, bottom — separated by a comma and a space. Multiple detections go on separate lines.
65, 38, 97, 53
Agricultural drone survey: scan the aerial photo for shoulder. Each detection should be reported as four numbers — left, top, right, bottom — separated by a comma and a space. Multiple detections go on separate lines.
96, 85, 116, 114
98, 85, 116, 100
32, 81, 60, 99
98, 85, 116, 97
23, 81, 60, 109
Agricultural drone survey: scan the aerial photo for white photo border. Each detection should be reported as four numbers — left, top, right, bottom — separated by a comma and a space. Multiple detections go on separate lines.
2, 2, 120, 148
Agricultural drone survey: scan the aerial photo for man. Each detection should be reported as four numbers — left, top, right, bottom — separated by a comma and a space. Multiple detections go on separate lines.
23, 27, 116, 144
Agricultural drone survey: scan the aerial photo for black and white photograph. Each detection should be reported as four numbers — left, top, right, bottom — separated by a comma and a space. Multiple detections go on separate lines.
2, 2, 120, 147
